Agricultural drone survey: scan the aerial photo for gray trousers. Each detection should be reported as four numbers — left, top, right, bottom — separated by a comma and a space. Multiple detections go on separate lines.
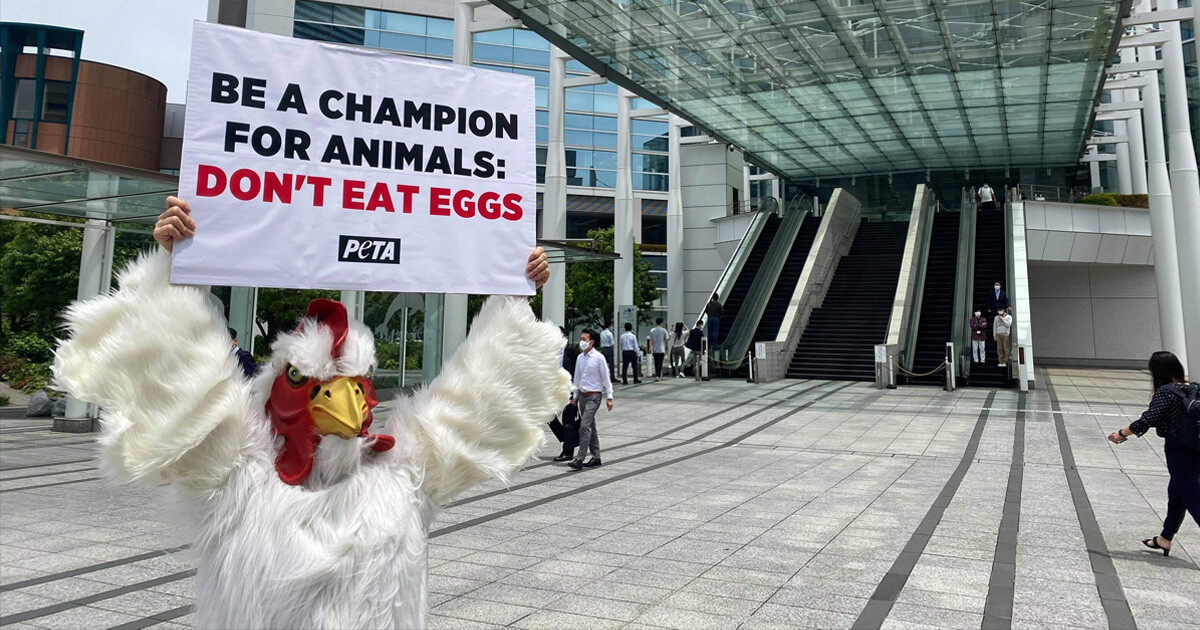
575, 393, 602, 462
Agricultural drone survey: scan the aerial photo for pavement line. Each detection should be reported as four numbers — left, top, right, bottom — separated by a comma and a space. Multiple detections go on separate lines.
0, 458, 94, 472
447, 380, 820, 508
1044, 371, 1137, 630
0, 439, 97, 452
0, 476, 103, 493
107, 604, 194, 630
0, 466, 97, 482
432, 381, 857, 539
0, 569, 196, 626
852, 391, 997, 630
0, 546, 192, 593
982, 393, 1026, 627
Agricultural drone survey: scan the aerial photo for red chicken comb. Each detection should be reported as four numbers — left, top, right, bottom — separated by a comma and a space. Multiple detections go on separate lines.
305, 299, 349, 359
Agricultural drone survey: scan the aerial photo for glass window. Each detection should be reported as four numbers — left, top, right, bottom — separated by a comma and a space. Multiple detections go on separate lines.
295, 0, 333, 23
513, 47, 551, 67
475, 29, 514, 45
591, 132, 617, 148
513, 30, 549, 50
379, 31, 426, 54
536, 126, 548, 143
425, 37, 452, 58
379, 12, 426, 34
11, 79, 35, 119
536, 110, 549, 126
565, 129, 593, 146
536, 88, 548, 108
565, 113, 594, 129
592, 150, 617, 170
41, 81, 71, 123
474, 43, 514, 63
426, 18, 453, 38
331, 4, 367, 27
566, 90, 594, 111
592, 115, 617, 131
593, 94, 617, 113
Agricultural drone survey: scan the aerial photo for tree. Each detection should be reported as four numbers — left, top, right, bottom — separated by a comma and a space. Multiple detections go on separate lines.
564, 227, 659, 329
254, 288, 339, 346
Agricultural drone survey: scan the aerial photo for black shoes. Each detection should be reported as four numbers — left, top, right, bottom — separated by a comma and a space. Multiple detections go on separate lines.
567, 458, 601, 470
553, 454, 573, 462
567, 460, 583, 471
583, 458, 602, 468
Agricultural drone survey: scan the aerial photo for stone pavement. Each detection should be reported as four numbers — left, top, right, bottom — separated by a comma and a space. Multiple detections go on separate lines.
0, 368, 1196, 629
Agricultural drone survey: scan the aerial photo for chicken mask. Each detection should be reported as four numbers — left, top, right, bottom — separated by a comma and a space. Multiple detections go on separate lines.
266, 298, 395, 485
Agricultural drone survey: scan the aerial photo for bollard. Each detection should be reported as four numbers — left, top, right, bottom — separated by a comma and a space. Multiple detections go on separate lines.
746, 350, 755, 383
944, 341, 956, 392
1017, 345, 1029, 392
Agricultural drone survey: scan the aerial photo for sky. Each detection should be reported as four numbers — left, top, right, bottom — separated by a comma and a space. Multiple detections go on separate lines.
0, 0, 208, 102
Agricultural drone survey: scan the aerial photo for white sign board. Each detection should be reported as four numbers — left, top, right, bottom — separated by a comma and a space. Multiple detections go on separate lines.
172, 22, 537, 295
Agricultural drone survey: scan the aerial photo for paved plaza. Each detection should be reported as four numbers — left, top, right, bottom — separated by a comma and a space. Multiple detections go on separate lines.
0, 368, 1197, 629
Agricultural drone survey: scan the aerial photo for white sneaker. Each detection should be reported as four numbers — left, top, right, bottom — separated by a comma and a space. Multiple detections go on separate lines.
998, 363, 1006, 367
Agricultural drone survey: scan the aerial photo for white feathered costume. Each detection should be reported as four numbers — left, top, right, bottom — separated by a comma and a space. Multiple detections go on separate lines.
53, 249, 570, 629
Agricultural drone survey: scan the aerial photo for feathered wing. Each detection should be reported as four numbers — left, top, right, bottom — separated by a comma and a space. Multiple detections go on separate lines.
53, 249, 254, 494
390, 296, 571, 505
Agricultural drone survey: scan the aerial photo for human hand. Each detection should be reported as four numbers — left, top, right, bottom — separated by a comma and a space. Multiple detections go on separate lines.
154, 197, 195, 253
526, 246, 549, 289
1107, 430, 1127, 444
606, 399, 613, 412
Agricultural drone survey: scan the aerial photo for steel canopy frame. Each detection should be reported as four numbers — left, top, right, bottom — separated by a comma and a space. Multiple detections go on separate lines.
487, 0, 1129, 181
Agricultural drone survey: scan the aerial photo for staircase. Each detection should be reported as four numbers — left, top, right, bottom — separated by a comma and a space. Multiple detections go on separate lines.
969, 211, 1010, 388
907, 213, 961, 385
788, 221, 909, 381
718, 214, 780, 345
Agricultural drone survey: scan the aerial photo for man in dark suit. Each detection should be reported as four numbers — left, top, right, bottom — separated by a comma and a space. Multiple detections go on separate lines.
554, 327, 582, 462
229, 328, 258, 379
988, 282, 1009, 316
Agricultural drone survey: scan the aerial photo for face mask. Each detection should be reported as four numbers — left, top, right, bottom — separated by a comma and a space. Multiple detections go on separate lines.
974, 311, 981, 317
994, 286, 1001, 291
579, 340, 591, 351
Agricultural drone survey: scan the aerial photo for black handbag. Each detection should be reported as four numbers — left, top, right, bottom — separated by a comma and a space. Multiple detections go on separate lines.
547, 418, 566, 442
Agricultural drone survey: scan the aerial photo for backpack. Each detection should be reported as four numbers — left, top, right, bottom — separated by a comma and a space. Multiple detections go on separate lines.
1163, 383, 1200, 450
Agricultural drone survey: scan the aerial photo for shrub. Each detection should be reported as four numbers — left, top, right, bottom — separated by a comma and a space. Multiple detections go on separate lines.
0, 393, 10, 407
1079, 193, 1119, 206
1114, 194, 1149, 209
5, 331, 53, 363
8, 361, 51, 394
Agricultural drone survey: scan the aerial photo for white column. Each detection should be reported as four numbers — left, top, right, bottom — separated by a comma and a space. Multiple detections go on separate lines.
339, 290, 366, 322
229, 287, 257, 354
1127, 90, 1148, 194
742, 164, 751, 210
1112, 91, 1133, 194
1088, 147, 1102, 190
65, 173, 118, 420
1161, 0, 1200, 379
666, 115, 685, 326
771, 176, 782, 208
1134, 3, 1188, 366
541, 46, 568, 326
439, 0, 475, 362
614, 88, 635, 327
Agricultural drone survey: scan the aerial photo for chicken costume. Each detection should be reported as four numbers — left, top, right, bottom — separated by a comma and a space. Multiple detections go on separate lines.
52, 249, 570, 629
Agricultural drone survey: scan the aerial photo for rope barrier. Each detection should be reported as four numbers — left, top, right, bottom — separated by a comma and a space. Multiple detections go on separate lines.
896, 361, 948, 378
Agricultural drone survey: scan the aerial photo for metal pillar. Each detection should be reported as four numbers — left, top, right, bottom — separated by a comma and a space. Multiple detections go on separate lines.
666, 115, 685, 327
1162, 0, 1200, 379
1135, 6, 1189, 368
614, 89, 636, 330
1088, 147, 1102, 190
64, 173, 117, 421
229, 287, 257, 355
339, 290, 366, 323
542, 46, 568, 326
1112, 91, 1133, 194
1127, 88, 1148, 194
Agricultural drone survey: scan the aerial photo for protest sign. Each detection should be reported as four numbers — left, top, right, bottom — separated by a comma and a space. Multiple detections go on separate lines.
172, 22, 537, 295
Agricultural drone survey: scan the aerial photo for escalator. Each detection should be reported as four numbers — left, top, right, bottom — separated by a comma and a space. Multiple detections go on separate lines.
907, 213, 961, 385
717, 214, 781, 345
788, 222, 909, 381
969, 211, 1011, 388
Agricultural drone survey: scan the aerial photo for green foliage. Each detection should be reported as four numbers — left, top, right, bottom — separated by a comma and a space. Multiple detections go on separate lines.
1079, 193, 1119, 206
4, 330, 52, 363
1113, 194, 1149, 209
0, 393, 10, 407
564, 226, 660, 328
375, 338, 401, 370
2, 360, 51, 394
254, 288, 340, 346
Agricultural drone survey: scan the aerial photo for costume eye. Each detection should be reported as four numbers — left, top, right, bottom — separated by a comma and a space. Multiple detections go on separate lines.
285, 365, 305, 386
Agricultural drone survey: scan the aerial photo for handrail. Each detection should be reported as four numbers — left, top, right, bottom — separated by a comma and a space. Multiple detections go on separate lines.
728, 197, 779, 216
718, 208, 808, 369
952, 187, 979, 381
886, 184, 936, 373
1016, 183, 1087, 204
709, 210, 771, 310
1005, 188, 1035, 389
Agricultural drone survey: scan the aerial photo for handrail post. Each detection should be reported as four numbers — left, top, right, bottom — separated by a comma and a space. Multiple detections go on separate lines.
945, 342, 956, 392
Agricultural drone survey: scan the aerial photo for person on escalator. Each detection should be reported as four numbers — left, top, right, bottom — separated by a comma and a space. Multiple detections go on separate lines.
989, 282, 1009, 317
977, 182, 997, 211
705, 295, 724, 345
969, 309, 988, 363
994, 307, 1013, 367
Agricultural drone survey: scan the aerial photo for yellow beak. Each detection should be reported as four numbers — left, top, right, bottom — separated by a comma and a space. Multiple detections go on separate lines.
308, 376, 368, 439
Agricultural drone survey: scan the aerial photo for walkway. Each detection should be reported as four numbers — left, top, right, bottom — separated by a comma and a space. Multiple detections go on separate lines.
0, 369, 1196, 629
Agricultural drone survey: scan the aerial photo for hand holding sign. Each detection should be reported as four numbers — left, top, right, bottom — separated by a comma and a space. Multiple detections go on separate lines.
172, 22, 536, 295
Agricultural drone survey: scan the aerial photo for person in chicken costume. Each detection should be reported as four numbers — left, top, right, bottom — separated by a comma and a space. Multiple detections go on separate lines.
52, 197, 571, 629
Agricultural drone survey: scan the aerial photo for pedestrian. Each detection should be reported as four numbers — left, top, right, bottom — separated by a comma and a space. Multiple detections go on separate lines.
569, 329, 613, 471
989, 281, 1009, 316
619, 322, 642, 385
599, 322, 616, 381
670, 322, 687, 378
229, 328, 258, 379
705, 294, 724, 344
978, 182, 997, 210
686, 319, 706, 380
649, 318, 669, 381
969, 309, 988, 364
993, 307, 1012, 367
1107, 351, 1200, 557
554, 326, 581, 462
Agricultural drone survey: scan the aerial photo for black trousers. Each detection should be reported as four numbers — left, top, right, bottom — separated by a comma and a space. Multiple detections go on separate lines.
622, 350, 640, 383
601, 346, 615, 380
652, 352, 665, 377
1162, 440, 1200, 540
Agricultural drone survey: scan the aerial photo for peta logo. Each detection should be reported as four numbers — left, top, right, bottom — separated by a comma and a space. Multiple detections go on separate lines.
338, 235, 401, 264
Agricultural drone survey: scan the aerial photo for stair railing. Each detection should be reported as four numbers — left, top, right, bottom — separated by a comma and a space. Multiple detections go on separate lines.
885, 184, 936, 377
1005, 188, 1035, 391
707, 199, 777, 314
717, 207, 808, 370
952, 187, 980, 382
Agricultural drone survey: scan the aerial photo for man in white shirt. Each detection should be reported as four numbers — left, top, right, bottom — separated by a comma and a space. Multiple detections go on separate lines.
649, 318, 669, 381
599, 323, 616, 381
619, 322, 642, 385
978, 182, 997, 211
569, 329, 613, 471
994, 307, 1013, 367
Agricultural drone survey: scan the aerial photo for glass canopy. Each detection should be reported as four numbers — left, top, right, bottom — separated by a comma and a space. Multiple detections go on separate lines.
490, 0, 1126, 180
